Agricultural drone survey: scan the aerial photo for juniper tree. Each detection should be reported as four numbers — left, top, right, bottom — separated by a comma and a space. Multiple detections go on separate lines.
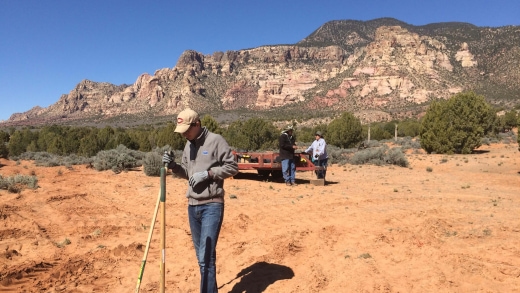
420, 92, 497, 154
0, 130, 8, 158
327, 112, 363, 148
200, 114, 221, 134
224, 117, 278, 151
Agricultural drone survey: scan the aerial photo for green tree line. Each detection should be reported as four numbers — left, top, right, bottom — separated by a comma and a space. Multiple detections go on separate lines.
0, 113, 393, 158
0, 91, 518, 159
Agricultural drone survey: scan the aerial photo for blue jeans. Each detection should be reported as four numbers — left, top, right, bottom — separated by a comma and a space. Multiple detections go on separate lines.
188, 203, 224, 293
281, 159, 296, 183
314, 158, 328, 179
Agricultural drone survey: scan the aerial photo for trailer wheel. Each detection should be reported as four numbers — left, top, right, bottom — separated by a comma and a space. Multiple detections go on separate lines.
271, 170, 283, 179
257, 170, 271, 177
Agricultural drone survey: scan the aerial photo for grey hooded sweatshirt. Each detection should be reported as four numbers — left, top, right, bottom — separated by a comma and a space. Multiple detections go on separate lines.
173, 127, 238, 205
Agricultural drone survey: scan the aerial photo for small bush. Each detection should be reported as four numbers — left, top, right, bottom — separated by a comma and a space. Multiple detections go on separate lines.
358, 253, 372, 259
143, 152, 164, 177
142, 145, 181, 177
93, 145, 141, 173
326, 145, 355, 166
56, 238, 71, 248
368, 140, 382, 148
0, 174, 39, 192
395, 137, 422, 150
16, 151, 93, 167
350, 145, 387, 165
384, 147, 409, 167
350, 145, 408, 167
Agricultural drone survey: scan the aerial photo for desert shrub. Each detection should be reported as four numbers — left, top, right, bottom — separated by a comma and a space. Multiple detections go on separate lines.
356, 139, 382, 150
384, 147, 409, 167
420, 92, 497, 154
397, 119, 422, 137
349, 145, 408, 167
394, 136, 412, 145
0, 142, 8, 158
327, 112, 363, 148
366, 140, 382, 148
224, 117, 278, 151
480, 137, 491, 146
498, 131, 515, 140
92, 145, 142, 173
0, 131, 8, 158
350, 145, 388, 165
362, 123, 392, 141
395, 137, 421, 150
325, 146, 353, 165
200, 114, 222, 134
489, 137, 500, 144
501, 109, 518, 132
155, 123, 186, 150
297, 124, 329, 143
143, 152, 164, 177
7, 128, 38, 157
142, 145, 182, 177
0, 174, 38, 192
61, 154, 94, 167
15, 151, 93, 167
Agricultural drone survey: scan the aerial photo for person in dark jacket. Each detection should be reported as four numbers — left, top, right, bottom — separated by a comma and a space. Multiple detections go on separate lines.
162, 108, 238, 293
278, 125, 298, 186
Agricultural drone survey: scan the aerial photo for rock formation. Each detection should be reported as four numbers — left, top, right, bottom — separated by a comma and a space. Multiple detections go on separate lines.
4, 18, 519, 126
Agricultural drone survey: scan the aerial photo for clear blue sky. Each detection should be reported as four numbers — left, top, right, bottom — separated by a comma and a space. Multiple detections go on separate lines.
1, 0, 519, 121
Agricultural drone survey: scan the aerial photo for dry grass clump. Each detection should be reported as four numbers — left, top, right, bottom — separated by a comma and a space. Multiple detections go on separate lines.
14, 151, 93, 167
350, 145, 409, 167
0, 174, 39, 193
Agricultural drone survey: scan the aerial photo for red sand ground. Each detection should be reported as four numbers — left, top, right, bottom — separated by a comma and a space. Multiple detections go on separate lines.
1, 142, 520, 292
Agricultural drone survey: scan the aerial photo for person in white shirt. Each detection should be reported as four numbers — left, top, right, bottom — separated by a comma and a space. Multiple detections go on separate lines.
305, 131, 328, 180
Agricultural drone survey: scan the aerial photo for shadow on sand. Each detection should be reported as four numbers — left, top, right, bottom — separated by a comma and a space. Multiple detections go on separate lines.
220, 261, 294, 293
233, 171, 337, 186
472, 149, 490, 154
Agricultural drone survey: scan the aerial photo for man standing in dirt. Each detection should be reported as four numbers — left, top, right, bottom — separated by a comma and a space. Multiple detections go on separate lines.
162, 108, 238, 293
279, 125, 298, 186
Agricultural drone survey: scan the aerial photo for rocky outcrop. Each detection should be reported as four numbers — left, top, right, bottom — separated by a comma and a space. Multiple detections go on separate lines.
455, 42, 478, 67
4, 19, 519, 126
322, 26, 466, 107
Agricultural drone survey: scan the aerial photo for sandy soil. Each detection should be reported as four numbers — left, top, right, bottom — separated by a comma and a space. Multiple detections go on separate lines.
1, 142, 520, 293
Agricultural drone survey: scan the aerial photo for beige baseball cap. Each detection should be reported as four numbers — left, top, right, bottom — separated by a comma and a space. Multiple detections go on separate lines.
174, 108, 199, 133
283, 125, 294, 132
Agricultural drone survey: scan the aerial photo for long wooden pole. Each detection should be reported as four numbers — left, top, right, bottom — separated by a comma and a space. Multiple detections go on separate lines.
134, 190, 161, 293
159, 165, 166, 293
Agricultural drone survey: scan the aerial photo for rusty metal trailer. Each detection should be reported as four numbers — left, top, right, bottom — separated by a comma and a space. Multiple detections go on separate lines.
232, 151, 322, 179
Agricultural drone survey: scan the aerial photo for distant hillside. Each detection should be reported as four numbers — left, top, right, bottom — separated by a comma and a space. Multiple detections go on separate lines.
3, 17, 520, 128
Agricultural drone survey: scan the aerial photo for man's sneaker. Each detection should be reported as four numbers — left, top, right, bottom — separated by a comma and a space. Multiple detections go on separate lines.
291, 182, 298, 186
286, 182, 292, 186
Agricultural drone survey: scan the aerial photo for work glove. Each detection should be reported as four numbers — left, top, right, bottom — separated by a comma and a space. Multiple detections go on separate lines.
189, 171, 209, 188
162, 151, 176, 170
314, 154, 319, 159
